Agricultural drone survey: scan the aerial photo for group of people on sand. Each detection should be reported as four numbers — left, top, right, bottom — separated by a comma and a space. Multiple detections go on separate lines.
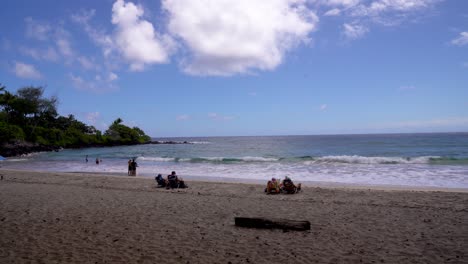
128, 158, 138, 176
86, 154, 301, 194
265, 176, 301, 194
155, 171, 188, 189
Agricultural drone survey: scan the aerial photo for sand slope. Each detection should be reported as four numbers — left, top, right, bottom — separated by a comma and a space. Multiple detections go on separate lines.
0, 169, 467, 263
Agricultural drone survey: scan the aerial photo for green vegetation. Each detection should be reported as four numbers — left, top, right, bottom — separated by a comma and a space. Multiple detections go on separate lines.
0, 84, 151, 155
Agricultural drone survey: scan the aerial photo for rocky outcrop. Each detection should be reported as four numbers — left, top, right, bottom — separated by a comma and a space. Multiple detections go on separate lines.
0, 141, 61, 157
147, 141, 192, 144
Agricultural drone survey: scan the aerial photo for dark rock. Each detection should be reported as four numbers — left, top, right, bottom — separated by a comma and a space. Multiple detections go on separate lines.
147, 140, 193, 145
0, 141, 61, 157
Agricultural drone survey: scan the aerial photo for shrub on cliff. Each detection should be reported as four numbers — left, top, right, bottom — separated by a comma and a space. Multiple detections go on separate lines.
0, 121, 25, 143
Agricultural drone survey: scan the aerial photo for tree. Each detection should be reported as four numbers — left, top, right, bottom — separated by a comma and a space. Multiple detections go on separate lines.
105, 118, 151, 144
1, 84, 152, 156
112, 118, 123, 125
0, 86, 17, 122
16, 86, 58, 127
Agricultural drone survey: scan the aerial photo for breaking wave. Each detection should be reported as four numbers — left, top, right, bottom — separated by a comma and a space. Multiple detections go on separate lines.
136, 155, 468, 165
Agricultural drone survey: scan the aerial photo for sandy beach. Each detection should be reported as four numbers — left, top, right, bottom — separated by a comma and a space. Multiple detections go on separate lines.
1, 169, 467, 263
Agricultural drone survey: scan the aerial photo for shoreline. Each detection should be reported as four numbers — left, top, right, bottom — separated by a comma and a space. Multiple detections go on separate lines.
1, 169, 467, 263
2, 168, 468, 193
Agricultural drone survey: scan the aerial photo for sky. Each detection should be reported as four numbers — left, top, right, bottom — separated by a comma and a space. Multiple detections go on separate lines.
0, 0, 467, 137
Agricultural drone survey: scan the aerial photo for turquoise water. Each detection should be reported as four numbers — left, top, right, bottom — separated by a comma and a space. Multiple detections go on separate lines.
2, 133, 468, 188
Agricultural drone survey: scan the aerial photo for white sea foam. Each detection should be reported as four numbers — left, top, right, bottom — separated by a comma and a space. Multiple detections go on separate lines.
193, 156, 279, 162
239, 156, 279, 162
2, 157, 468, 188
141, 161, 468, 188
190, 141, 211, 144
199, 157, 225, 161
307, 155, 439, 165
3, 158, 29, 162
138, 157, 175, 162
139, 155, 440, 164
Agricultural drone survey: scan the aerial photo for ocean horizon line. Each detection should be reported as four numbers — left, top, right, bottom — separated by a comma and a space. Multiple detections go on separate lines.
151, 131, 468, 139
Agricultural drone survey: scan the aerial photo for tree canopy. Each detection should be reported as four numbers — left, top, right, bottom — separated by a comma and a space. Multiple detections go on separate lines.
0, 84, 151, 155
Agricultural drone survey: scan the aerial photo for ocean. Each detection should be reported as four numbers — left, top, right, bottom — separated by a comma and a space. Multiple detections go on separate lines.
1, 133, 468, 188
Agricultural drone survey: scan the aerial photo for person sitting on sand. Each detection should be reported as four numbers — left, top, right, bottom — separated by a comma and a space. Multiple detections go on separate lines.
166, 171, 188, 189
155, 174, 166, 187
265, 177, 281, 194
281, 176, 301, 194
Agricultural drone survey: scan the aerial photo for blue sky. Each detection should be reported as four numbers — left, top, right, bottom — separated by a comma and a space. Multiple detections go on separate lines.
1, 0, 467, 137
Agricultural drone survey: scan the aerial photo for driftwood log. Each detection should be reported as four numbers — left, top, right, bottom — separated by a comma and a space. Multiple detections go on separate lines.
235, 217, 310, 231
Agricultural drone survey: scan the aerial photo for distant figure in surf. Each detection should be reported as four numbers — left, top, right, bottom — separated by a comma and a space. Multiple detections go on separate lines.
96, 158, 100, 165
85, 155, 88, 163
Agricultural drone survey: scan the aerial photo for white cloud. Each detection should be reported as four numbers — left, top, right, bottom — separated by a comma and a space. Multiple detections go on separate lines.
77, 56, 99, 70
70, 74, 92, 90
451, 32, 468, 46
325, 0, 361, 7
350, 0, 438, 17
86, 112, 100, 124
20, 46, 59, 62
111, 0, 174, 71
72, 9, 115, 58
82, 112, 108, 131
23, 17, 75, 61
14, 61, 42, 79
108, 72, 118, 81
320, 104, 328, 111
25, 17, 51, 41
176, 114, 190, 121
368, 0, 436, 12
56, 37, 73, 58
163, 0, 318, 76
343, 23, 368, 39
70, 73, 118, 93
327, 0, 442, 40
208, 113, 234, 121
324, 8, 342, 16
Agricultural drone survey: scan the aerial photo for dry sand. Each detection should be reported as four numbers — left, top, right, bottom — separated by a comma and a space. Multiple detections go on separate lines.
0, 169, 467, 264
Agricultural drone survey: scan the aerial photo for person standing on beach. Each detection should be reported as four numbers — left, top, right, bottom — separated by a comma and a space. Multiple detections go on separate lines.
131, 159, 138, 176
128, 159, 133, 175
85, 155, 88, 163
